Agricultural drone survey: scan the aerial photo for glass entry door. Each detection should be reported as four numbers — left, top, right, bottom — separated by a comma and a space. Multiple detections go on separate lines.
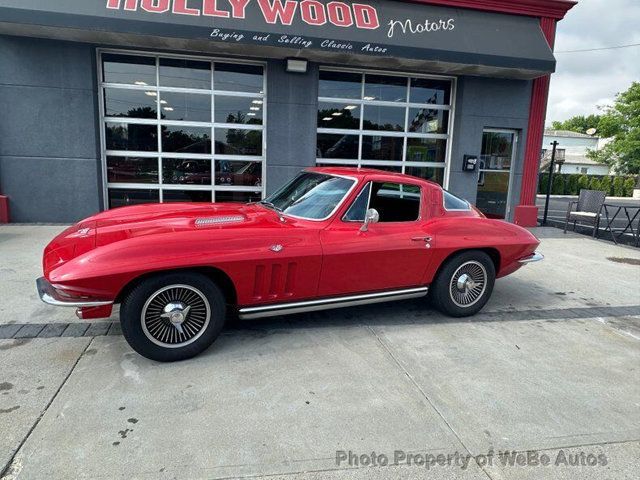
476, 129, 518, 219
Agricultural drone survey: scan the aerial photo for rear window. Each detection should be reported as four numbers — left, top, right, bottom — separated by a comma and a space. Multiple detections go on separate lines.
443, 190, 470, 210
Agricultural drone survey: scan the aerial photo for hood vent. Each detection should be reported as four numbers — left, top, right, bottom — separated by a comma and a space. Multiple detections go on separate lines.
195, 215, 245, 226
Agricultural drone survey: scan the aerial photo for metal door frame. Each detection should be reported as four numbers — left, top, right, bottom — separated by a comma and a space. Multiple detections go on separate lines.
478, 128, 519, 219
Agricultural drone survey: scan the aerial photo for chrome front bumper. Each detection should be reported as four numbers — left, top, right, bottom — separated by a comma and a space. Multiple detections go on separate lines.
518, 252, 544, 264
36, 277, 113, 307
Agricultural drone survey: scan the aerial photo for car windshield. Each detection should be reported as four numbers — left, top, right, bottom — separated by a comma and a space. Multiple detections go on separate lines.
261, 172, 355, 220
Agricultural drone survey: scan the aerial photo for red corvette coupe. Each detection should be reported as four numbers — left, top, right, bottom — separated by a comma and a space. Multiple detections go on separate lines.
37, 167, 542, 361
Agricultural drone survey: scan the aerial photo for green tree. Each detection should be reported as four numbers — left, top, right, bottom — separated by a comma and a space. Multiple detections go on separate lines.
600, 176, 612, 195
552, 174, 564, 194
566, 174, 579, 195
587, 82, 640, 175
578, 175, 589, 191
551, 114, 602, 134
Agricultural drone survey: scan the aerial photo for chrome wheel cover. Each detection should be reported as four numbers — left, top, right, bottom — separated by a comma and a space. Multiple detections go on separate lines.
449, 261, 487, 308
141, 284, 211, 349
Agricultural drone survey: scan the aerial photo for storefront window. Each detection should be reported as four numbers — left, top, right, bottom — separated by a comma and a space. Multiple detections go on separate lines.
317, 69, 453, 185
100, 51, 265, 205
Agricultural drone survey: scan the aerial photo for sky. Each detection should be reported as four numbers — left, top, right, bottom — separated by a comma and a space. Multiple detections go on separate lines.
546, 0, 640, 124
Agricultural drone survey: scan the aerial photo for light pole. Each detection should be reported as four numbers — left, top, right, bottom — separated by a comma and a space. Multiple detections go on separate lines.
542, 141, 559, 226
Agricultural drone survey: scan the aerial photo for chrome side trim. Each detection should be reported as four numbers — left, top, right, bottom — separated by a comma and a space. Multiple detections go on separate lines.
36, 277, 113, 308
238, 287, 429, 320
518, 252, 544, 264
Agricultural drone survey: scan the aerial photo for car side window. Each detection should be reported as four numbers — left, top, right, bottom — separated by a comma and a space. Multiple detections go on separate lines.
343, 181, 421, 222
443, 190, 471, 210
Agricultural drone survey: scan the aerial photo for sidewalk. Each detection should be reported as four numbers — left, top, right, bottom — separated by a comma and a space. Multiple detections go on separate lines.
1, 225, 639, 480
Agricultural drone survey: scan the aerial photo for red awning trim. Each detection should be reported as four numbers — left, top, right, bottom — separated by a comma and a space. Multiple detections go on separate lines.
403, 0, 577, 20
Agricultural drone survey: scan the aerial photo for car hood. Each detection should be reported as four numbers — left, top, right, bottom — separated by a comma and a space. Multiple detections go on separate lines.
90, 202, 276, 247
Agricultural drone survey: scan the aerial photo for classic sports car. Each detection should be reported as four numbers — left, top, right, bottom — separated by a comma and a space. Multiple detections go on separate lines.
37, 167, 542, 361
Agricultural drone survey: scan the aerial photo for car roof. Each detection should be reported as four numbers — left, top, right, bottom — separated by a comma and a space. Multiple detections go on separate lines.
305, 166, 441, 188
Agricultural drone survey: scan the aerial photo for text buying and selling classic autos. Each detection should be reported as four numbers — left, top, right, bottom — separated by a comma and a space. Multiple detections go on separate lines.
37, 167, 542, 361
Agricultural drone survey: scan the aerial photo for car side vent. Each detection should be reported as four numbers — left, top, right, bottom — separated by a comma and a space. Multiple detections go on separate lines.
195, 215, 245, 226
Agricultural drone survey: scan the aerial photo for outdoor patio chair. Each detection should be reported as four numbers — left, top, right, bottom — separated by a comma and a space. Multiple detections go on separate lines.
564, 189, 607, 237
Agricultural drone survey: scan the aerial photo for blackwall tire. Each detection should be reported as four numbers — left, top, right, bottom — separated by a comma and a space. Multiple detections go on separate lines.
431, 251, 495, 317
120, 272, 226, 362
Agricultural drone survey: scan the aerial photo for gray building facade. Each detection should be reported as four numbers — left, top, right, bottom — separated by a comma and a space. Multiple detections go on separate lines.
0, 0, 575, 224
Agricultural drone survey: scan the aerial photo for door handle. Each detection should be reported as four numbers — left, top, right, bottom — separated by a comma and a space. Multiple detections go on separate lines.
411, 236, 433, 242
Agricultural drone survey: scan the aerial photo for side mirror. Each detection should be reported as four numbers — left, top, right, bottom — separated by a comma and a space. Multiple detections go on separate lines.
360, 208, 380, 232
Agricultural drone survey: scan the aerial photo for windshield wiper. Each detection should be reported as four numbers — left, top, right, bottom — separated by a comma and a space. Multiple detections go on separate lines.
258, 200, 286, 222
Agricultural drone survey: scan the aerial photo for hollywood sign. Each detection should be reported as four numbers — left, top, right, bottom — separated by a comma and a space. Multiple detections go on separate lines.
106, 0, 381, 29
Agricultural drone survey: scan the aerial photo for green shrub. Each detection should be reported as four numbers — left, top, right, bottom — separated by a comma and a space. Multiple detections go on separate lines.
613, 177, 625, 197
566, 175, 579, 195
552, 174, 564, 194
538, 173, 549, 194
623, 177, 636, 196
578, 175, 589, 191
588, 177, 602, 191
600, 176, 612, 195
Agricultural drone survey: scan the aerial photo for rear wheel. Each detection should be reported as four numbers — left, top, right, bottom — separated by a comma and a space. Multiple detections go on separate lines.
431, 251, 495, 317
120, 272, 226, 361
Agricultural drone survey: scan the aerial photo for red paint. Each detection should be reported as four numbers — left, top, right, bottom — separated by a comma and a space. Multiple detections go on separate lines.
0, 195, 9, 223
514, 16, 557, 227
228, 0, 251, 18
140, 0, 170, 13
172, 0, 200, 15
327, 1, 354, 27
202, 0, 230, 17
408, 0, 576, 20
352, 4, 379, 29
257, 0, 298, 25
300, 0, 326, 25
41, 168, 539, 319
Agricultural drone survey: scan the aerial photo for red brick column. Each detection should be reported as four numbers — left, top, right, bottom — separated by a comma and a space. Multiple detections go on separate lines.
514, 17, 557, 226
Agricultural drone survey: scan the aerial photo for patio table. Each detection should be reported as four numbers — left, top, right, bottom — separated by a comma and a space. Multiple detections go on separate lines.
600, 203, 640, 246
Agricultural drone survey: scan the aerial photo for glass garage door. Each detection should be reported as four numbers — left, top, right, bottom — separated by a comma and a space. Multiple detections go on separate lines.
99, 51, 266, 208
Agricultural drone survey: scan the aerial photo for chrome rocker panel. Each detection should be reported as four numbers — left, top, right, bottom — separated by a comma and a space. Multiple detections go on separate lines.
36, 277, 113, 308
238, 287, 429, 320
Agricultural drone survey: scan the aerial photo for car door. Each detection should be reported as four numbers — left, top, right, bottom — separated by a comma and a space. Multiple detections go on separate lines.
318, 180, 433, 297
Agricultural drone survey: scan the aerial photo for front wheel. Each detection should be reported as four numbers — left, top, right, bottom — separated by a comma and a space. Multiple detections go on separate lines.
120, 272, 226, 361
430, 251, 495, 317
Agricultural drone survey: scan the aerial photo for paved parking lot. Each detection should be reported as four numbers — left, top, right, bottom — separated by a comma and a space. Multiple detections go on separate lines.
0, 225, 639, 479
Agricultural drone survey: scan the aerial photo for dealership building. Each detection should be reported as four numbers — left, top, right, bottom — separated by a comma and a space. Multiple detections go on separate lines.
0, 0, 575, 224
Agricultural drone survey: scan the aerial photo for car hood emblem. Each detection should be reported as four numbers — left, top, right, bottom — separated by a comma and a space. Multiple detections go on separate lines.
270, 244, 284, 252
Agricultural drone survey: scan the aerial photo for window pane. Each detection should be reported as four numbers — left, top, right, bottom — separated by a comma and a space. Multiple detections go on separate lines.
362, 136, 403, 161
163, 190, 212, 203
102, 54, 156, 86
318, 102, 360, 129
215, 161, 262, 187
369, 182, 420, 222
163, 158, 211, 185
104, 88, 157, 119
215, 63, 263, 93
409, 78, 451, 105
215, 96, 263, 124
159, 92, 211, 122
362, 105, 404, 131
214, 129, 262, 155
408, 108, 449, 134
406, 138, 447, 162
106, 123, 158, 151
319, 71, 362, 99
364, 74, 407, 102
405, 166, 445, 185
343, 183, 371, 221
162, 126, 211, 153
481, 132, 515, 170
317, 134, 359, 159
108, 188, 159, 208
216, 191, 262, 203
159, 58, 211, 89
443, 190, 470, 210
107, 156, 158, 183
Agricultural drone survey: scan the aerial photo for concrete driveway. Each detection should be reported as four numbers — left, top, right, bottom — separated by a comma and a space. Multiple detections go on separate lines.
0, 225, 639, 479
